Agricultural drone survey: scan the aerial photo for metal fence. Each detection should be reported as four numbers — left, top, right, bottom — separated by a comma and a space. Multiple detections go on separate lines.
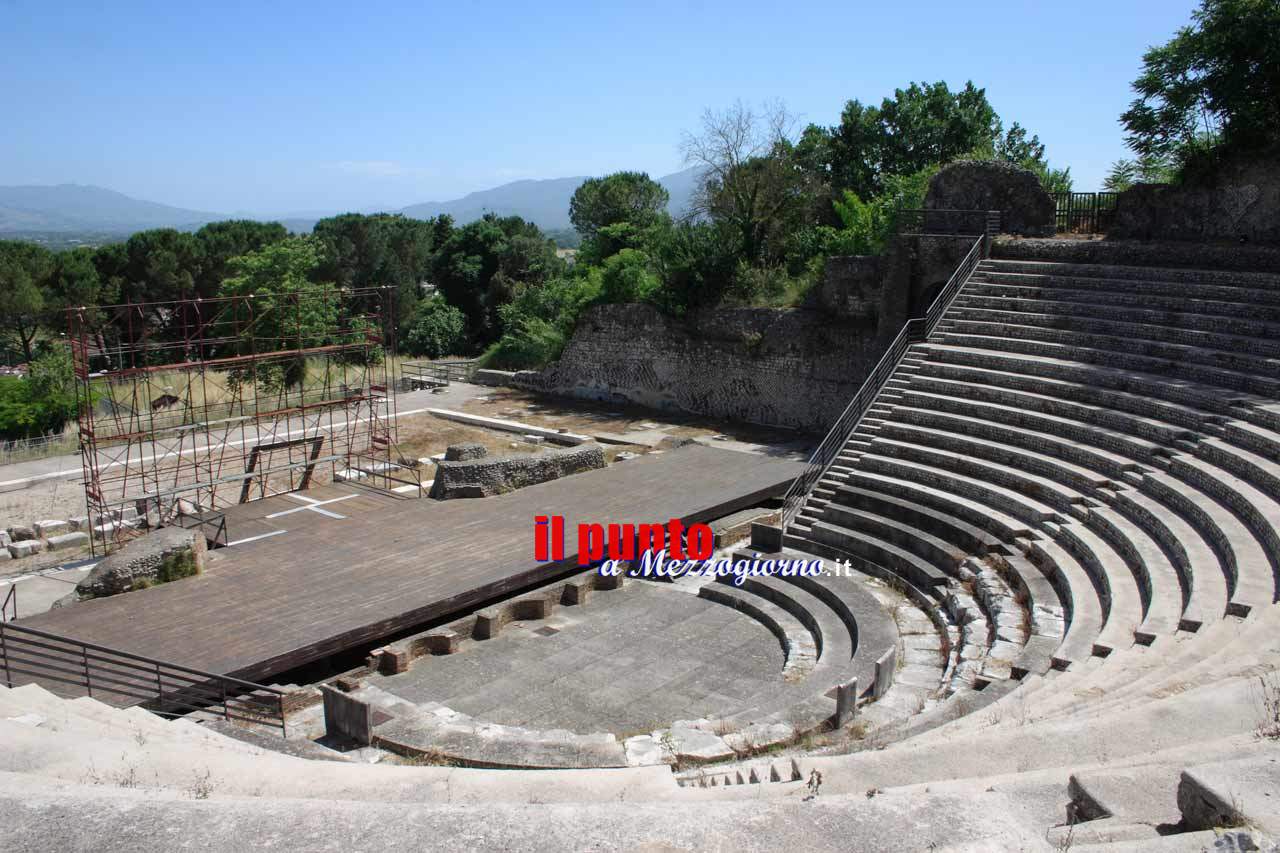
401, 359, 480, 390
0, 621, 288, 735
895, 208, 1002, 237
0, 432, 77, 467
780, 232, 990, 529
1051, 192, 1120, 234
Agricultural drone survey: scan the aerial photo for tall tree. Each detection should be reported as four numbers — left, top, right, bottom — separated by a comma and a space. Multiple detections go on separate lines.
194, 220, 288, 298
569, 172, 670, 238
682, 100, 825, 264
0, 241, 55, 361
802, 82, 1001, 201
1121, 0, 1280, 167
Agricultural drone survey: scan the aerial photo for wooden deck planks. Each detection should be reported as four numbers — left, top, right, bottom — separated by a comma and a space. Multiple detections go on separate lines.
18, 445, 803, 685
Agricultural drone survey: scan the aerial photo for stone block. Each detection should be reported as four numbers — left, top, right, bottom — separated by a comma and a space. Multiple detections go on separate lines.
443, 442, 488, 462
376, 644, 412, 675
46, 532, 89, 551
750, 522, 783, 552
7, 526, 36, 542
563, 577, 592, 606
511, 597, 553, 621
473, 607, 505, 640
0, 529, 10, 547
34, 520, 70, 538
595, 571, 626, 591
8, 540, 44, 559
75, 527, 205, 599
924, 159, 1053, 236
66, 516, 89, 532
429, 444, 606, 500
873, 647, 896, 699
834, 678, 858, 727
419, 628, 460, 655
320, 685, 373, 746
0, 549, 10, 561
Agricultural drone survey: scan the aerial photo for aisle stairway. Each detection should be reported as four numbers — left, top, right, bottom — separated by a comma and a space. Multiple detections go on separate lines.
787, 257, 1280, 688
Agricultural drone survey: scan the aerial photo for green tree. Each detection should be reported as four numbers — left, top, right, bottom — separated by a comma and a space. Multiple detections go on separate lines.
0, 241, 55, 362
0, 346, 78, 439
803, 82, 1001, 201
312, 213, 438, 333
403, 297, 467, 358
682, 101, 825, 265
194, 220, 288, 298
569, 172, 670, 239
430, 215, 561, 344
218, 237, 338, 392
597, 249, 661, 304
1121, 0, 1280, 168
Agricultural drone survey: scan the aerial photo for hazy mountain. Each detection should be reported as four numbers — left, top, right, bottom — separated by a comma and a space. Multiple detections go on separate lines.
0, 168, 703, 242
397, 167, 701, 230
0, 184, 220, 233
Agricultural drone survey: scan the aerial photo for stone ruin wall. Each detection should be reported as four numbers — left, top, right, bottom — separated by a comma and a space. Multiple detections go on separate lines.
512, 235, 971, 434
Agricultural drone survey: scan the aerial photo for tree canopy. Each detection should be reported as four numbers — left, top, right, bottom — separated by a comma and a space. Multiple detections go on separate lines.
1120, 0, 1280, 173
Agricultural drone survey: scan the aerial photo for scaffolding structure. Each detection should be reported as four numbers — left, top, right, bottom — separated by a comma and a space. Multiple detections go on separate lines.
67, 286, 400, 552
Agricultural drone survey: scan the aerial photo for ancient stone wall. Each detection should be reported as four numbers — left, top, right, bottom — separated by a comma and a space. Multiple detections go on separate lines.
68, 526, 206, 601
514, 304, 888, 434
1109, 151, 1280, 245
925, 160, 1055, 236
429, 443, 606, 499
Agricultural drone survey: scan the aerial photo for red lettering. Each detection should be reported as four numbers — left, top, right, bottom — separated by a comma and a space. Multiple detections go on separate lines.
668, 518, 685, 559
552, 515, 565, 561
687, 523, 714, 560
535, 516, 549, 561
636, 523, 666, 555
578, 523, 605, 565
607, 524, 636, 560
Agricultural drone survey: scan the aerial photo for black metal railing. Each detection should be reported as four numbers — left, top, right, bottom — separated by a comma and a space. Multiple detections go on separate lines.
780, 232, 990, 529
0, 621, 288, 735
401, 359, 479, 390
1, 586, 15, 623
895, 208, 1002, 238
175, 508, 229, 549
1051, 192, 1119, 234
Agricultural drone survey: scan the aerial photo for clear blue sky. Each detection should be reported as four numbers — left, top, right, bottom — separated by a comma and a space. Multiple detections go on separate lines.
0, 0, 1201, 215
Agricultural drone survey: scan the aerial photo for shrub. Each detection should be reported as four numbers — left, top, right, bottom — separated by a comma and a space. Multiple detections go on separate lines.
403, 297, 467, 358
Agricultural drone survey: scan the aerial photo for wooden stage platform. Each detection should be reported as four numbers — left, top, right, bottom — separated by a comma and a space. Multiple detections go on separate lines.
18, 445, 804, 685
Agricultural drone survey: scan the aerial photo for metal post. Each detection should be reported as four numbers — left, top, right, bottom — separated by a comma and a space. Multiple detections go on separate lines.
154, 662, 164, 714
82, 647, 92, 697
221, 680, 229, 722
0, 624, 11, 689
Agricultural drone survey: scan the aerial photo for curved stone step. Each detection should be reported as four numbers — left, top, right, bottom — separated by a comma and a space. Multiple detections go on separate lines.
890, 400, 1141, 480
1084, 506, 1185, 641
1139, 470, 1274, 617
1110, 489, 1229, 632
840, 470, 1034, 543
1051, 522, 1142, 653
817, 504, 967, 577
1167, 456, 1280, 605
868, 438, 1086, 513
946, 313, 1280, 380
964, 279, 1280, 323
857, 453, 1058, 528
951, 296, 1280, 359
977, 259, 1280, 294
805, 520, 950, 594
937, 331, 1280, 399
1018, 537, 1106, 668
920, 343, 1249, 424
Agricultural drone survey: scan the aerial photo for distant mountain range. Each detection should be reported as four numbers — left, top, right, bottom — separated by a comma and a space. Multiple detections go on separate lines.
0, 168, 701, 243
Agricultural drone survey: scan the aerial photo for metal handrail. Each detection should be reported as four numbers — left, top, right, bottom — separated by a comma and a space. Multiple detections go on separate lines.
0, 620, 287, 735
1, 586, 15, 622
780, 231, 991, 530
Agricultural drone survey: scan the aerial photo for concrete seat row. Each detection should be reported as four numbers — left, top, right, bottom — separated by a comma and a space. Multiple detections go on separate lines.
964, 277, 1280, 323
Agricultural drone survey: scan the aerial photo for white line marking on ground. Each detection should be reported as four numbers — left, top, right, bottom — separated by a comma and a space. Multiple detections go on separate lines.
224, 530, 288, 547
266, 493, 359, 520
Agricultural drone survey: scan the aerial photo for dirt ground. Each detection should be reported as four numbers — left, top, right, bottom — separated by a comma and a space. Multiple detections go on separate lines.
457, 388, 804, 448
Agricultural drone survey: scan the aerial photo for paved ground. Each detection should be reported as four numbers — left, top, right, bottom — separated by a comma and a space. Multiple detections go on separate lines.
0, 562, 94, 618
368, 579, 785, 735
